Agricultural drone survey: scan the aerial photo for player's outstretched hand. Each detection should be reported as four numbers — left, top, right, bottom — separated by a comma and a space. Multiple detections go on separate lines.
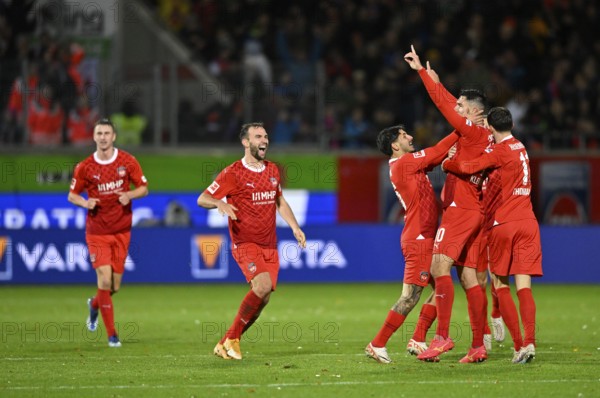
425, 61, 440, 83
217, 202, 239, 220
404, 44, 423, 70
293, 228, 306, 249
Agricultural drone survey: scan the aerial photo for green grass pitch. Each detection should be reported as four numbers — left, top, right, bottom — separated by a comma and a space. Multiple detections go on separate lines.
1, 283, 599, 397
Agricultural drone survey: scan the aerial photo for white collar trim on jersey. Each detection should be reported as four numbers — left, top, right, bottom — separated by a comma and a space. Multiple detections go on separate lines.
499, 134, 514, 143
242, 157, 265, 172
94, 148, 119, 165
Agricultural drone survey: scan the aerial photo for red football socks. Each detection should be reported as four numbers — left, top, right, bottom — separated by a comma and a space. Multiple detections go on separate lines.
517, 288, 536, 346
496, 286, 523, 350
465, 285, 485, 348
480, 285, 491, 335
412, 303, 437, 342
225, 290, 264, 340
97, 288, 115, 337
433, 275, 454, 339
372, 310, 406, 347
242, 301, 267, 335
490, 283, 501, 318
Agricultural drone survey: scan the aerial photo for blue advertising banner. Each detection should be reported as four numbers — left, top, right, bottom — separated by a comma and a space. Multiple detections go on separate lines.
0, 191, 336, 229
1, 226, 599, 284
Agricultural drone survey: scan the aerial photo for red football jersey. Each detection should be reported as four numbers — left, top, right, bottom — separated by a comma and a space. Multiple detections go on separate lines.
390, 132, 459, 240
443, 135, 536, 225
418, 69, 493, 210
206, 159, 282, 248
70, 149, 147, 235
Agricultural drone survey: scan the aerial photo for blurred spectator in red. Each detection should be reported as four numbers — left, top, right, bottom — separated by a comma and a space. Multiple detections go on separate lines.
27, 84, 64, 146
67, 94, 99, 147
3, 62, 38, 143
68, 42, 85, 94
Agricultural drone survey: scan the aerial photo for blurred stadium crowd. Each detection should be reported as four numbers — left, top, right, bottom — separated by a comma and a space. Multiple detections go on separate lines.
1, 0, 598, 150
0, 1, 100, 147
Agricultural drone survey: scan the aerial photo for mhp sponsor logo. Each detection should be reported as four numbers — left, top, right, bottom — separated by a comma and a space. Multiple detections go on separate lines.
0, 236, 13, 281
190, 234, 229, 279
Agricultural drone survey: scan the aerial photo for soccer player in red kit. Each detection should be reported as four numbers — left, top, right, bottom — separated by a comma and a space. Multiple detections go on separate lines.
404, 45, 492, 362
442, 107, 542, 364
197, 122, 306, 360
364, 125, 459, 364
68, 118, 148, 347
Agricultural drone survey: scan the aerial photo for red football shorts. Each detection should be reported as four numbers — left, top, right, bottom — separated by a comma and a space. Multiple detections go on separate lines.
488, 219, 543, 277
401, 238, 433, 286
232, 242, 280, 290
433, 206, 483, 268
86, 231, 131, 273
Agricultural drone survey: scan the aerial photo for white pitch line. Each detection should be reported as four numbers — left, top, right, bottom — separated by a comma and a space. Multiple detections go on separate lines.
3, 379, 599, 391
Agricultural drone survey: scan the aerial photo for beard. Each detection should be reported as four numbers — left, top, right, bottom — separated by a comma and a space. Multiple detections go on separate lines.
249, 143, 266, 161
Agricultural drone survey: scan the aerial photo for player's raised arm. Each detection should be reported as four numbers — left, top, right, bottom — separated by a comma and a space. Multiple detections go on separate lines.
405, 45, 485, 137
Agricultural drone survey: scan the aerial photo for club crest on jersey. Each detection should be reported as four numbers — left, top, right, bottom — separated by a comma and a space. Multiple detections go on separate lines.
90, 253, 96, 263
420, 271, 429, 282
248, 262, 256, 273
270, 177, 278, 187
117, 166, 126, 177
413, 150, 426, 158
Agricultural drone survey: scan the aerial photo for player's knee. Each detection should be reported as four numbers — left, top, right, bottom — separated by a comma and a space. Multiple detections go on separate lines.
251, 278, 272, 298
459, 271, 479, 289
253, 284, 271, 298
98, 278, 112, 290
431, 254, 453, 277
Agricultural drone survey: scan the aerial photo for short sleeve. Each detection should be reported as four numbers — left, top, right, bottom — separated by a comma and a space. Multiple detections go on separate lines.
70, 162, 87, 194
205, 166, 237, 200
128, 156, 148, 187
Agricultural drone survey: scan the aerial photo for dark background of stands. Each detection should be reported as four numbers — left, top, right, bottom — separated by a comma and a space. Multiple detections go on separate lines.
1, 0, 599, 151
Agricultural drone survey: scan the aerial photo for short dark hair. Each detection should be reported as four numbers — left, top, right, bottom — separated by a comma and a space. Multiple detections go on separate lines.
487, 107, 513, 132
459, 88, 487, 112
94, 118, 116, 133
239, 122, 264, 141
376, 125, 405, 157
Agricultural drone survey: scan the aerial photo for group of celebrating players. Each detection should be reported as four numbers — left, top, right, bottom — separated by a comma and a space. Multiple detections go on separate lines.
69, 45, 541, 365
365, 45, 542, 365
